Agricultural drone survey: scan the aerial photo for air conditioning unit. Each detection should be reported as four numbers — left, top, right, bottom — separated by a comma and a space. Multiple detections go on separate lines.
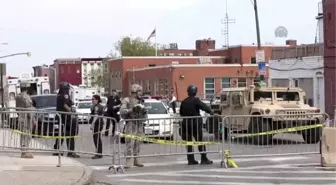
171, 61, 179, 65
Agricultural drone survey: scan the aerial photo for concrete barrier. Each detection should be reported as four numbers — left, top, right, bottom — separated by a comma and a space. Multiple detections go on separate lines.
321, 126, 336, 167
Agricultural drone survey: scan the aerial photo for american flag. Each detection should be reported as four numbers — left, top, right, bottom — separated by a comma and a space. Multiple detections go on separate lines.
147, 28, 156, 42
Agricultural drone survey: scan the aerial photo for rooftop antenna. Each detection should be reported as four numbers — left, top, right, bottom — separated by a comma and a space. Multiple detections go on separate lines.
221, 0, 236, 50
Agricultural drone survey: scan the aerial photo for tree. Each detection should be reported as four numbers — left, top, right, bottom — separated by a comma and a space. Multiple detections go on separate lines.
114, 36, 157, 56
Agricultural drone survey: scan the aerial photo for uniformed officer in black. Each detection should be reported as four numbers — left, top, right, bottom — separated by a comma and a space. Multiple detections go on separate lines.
180, 85, 214, 165
90, 94, 105, 159
105, 89, 121, 136
52, 82, 80, 158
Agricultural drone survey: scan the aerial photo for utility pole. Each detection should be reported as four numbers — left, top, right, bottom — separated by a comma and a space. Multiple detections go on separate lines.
253, 0, 262, 49
253, 0, 266, 85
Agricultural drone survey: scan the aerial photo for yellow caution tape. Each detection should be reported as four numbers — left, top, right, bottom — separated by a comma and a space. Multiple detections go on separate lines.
232, 123, 325, 139
224, 150, 238, 168
11, 129, 219, 146
12, 130, 81, 139
120, 133, 219, 146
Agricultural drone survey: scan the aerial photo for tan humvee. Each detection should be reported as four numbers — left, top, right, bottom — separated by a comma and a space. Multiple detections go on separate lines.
215, 85, 324, 145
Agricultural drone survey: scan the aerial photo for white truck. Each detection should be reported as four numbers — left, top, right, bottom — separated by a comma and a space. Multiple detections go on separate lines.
7, 73, 51, 121
69, 85, 105, 106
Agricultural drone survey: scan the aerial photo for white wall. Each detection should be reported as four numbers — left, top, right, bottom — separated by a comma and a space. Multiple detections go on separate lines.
269, 56, 325, 111
81, 61, 103, 87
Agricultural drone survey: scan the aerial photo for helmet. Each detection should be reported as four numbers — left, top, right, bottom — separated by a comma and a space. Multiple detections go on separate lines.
59, 82, 70, 94
187, 85, 197, 97
59, 82, 70, 90
20, 81, 31, 88
130, 84, 143, 93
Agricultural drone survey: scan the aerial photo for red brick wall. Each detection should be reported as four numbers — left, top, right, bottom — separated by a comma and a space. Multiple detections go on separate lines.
323, 0, 336, 117
58, 63, 82, 85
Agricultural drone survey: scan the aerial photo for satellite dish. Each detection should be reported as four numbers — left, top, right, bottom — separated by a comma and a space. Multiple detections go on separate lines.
275, 26, 288, 38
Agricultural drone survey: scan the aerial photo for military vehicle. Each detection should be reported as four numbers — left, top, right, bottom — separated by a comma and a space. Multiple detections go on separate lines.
206, 85, 324, 145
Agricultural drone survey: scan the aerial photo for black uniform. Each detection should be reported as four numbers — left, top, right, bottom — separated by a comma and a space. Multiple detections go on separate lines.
90, 104, 104, 158
53, 83, 79, 158
105, 95, 121, 136
180, 85, 213, 165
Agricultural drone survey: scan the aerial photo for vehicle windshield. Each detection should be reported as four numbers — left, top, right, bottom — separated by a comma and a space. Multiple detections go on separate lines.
254, 91, 272, 101
144, 102, 168, 114
31, 95, 57, 109
276, 92, 300, 101
77, 102, 92, 109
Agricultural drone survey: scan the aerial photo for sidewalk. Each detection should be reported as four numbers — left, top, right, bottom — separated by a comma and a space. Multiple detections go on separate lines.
0, 154, 93, 185
0, 129, 93, 185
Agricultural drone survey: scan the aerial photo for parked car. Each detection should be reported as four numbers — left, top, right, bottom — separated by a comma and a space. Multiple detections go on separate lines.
76, 101, 92, 124
119, 99, 174, 143
31, 94, 59, 136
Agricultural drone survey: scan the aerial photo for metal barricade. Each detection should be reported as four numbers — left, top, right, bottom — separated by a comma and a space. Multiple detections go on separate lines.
0, 108, 123, 171
0, 109, 62, 165
116, 115, 224, 166
222, 113, 328, 159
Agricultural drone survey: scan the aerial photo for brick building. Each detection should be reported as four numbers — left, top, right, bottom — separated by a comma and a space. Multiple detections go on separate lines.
32, 65, 50, 77
50, 57, 104, 92
128, 64, 263, 100
323, 0, 336, 117
108, 56, 269, 99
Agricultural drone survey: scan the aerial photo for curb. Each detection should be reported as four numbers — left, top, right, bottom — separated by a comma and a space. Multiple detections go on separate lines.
74, 165, 94, 185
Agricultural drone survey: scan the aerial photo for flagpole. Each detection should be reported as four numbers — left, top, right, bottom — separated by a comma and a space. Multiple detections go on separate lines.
155, 26, 157, 57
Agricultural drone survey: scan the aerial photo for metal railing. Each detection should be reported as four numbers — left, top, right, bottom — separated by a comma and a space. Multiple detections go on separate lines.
0, 109, 330, 173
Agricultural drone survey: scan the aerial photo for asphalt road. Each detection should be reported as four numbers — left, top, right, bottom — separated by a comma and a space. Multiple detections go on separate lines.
33, 123, 334, 185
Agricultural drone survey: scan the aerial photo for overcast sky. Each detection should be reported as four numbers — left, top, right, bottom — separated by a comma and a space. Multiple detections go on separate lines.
0, 0, 321, 76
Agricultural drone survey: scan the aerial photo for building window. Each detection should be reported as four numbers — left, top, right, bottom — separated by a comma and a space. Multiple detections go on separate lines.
237, 78, 247, 87
250, 57, 257, 64
177, 53, 182, 56
253, 77, 260, 86
146, 80, 151, 92
169, 53, 174, 56
67, 66, 71, 74
204, 77, 215, 99
221, 77, 231, 88
294, 79, 299, 87
155, 80, 159, 95
189, 53, 193, 56
184, 53, 187, 56
163, 53, 167, 56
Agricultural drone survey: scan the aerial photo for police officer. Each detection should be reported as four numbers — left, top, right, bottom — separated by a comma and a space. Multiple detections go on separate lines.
90, 94, 105, 159
180, 85, 214, 165
52, 82, 80, 158
105, 89, 121, 136
16, 81, 35, 159
120, 84, 147, 168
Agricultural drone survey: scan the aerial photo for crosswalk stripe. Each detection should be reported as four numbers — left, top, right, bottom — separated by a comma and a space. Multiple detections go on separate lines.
119, 179, 336, 185
91, 156, 308, 170
148, 173, 336, 180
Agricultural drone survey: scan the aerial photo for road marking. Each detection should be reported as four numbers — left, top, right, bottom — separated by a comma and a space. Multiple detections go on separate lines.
105, 163, 333, 178
128, 173, 336, 181
92, 156, 309, 170
119, 179, 335, 185
0, 165, 22, 171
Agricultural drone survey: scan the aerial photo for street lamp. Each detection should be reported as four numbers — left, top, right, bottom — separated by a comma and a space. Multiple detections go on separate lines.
0, 52, 31, 107
0, 52, 31, 59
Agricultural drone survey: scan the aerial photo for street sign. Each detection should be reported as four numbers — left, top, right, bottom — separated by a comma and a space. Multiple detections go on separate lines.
255, 50, 265, 63
258, 62, 266, 75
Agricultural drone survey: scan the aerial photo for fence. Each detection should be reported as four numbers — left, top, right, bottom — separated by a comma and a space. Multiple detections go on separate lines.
0, 109, 330, 173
